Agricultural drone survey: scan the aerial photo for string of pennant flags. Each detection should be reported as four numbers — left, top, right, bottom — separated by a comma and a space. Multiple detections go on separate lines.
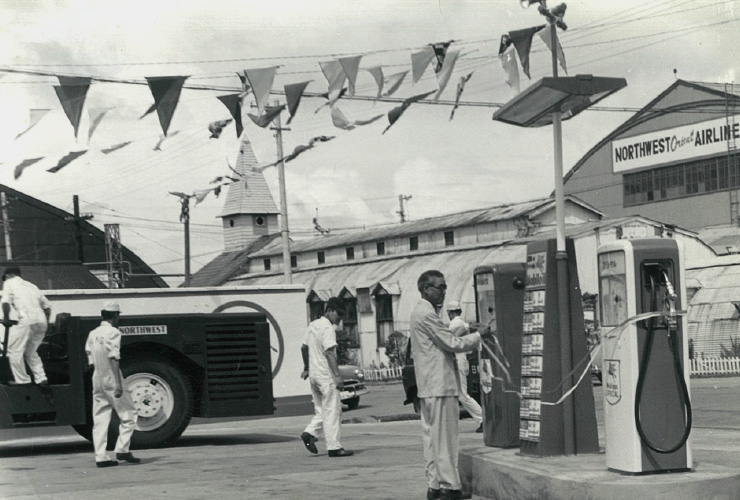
5, 27, 566, 194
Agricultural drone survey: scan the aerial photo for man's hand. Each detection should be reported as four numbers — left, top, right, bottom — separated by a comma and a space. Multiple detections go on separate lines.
114, 385, 123, 398
477, 323, 493, 339
300, 370, 309, 380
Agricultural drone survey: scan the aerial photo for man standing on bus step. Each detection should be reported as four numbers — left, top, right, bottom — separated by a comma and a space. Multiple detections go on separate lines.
300, 297, 353, 457
411, 271, 492, 500
446, 301, 483, 433
85, 301, 141, 468
1, 267, 52, 392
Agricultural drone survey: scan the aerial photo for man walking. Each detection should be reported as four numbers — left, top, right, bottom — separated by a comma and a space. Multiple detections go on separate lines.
446, 301, 483, 433
1, 267, 51, 387
85, 301, 140, 468
410, 270, 492, 500
300, 297, 353, 457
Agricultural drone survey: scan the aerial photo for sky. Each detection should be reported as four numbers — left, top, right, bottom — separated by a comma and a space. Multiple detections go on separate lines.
0, 0, 737, 285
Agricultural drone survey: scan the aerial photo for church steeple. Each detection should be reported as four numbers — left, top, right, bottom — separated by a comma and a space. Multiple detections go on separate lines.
219, 135, 280, 252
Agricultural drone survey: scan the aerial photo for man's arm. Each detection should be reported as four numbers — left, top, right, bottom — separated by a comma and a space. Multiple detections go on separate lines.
325, 346, 344, 390
110, 358, 124, 398
301, 344, 309, 380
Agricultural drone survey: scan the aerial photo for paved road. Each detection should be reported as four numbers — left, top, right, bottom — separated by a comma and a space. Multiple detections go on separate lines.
1, 378, 739, 499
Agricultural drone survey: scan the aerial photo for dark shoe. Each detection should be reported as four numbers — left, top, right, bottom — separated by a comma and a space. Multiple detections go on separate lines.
327, 448, 354, 457
475, 423, 483, 433
439, 489, 472, 500
427, 487, 441, 499
300, 432, 318, 454
115, 452, 141, 464
37, 380, 49, 387
96, 460, 118, 468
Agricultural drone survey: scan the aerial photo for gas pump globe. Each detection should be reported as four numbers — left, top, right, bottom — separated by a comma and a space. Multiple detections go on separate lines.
597, 238, 692, 474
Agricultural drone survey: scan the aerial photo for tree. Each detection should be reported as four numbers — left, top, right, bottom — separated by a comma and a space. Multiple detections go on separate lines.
336, 329, 357, 365
720, 336, 740, 358
385, 331, 408, 367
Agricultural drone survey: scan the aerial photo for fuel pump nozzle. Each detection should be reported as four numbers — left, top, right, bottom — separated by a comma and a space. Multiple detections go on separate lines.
661, 270, 678, 332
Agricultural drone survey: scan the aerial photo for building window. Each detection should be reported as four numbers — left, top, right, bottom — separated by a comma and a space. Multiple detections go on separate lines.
377, 241, 385, 256
341, 298, 360, 347
375, 293, 393, 346
317, 251, 325, 264
309, 300, 324, 321
444, 231, 454, 246
290, 255, 297, 268
229, 219, 235, 227
346, 247, 354, 260
409, 236, 418, 251
263, 258, 271, 271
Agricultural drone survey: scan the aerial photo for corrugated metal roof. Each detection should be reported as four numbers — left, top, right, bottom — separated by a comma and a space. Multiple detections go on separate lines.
188, 234, 281, 287
251, 196, 599, 257
219, 136, 279, 217
0, 263, 106, 290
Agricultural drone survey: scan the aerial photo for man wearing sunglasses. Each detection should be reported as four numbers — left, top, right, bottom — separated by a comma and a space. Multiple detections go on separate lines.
410, 270, 492, 500
300, 297, 354, 458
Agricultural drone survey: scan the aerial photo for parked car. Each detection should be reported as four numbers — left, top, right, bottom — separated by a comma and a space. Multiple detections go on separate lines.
338, 364, 368, 409
402, 341, 480, 413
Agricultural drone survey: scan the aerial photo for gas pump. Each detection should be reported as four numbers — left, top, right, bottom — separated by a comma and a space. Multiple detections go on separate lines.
473, 263, 525, 448
598, 238, 692, 474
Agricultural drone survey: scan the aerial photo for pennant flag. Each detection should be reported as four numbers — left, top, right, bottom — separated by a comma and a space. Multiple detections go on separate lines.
319, 60, 347, 106
15, 109, 49, 140
193, 188, 213, 206
13, 157, 43, 179
88, 108, 110, 141
384, 71, 408, 96
367, 66, 384, 97
338, 55, 362, 96
329, 105, 383, 131
141, 76, 188, 136
208, 119, 232, 139
247, 104, 286, 128
450, 72, 474, 120
314, 87, 348, 114
284, 80, 311, 124
236, 72, 250, 94
217, 93, 244, 138
47, 150, 87, 173
411, 46, 435, 83
256, 135, 335, 171
434, 49, 461, 99
54, 76, 91, 139
538, 24, 567, 74
383, 91, 435, 134
153, 130, 181, 151
499, 46, 521, 94
501, 26, 545, 79
243, 66, 277, 116
431, 41, 453, 72
101, 141, 132, 154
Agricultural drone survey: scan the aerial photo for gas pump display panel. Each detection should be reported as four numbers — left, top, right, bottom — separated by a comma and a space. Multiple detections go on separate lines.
598, 251, 628, 327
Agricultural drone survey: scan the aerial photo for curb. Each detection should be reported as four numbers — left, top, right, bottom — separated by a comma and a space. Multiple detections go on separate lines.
342, 413, 420, 424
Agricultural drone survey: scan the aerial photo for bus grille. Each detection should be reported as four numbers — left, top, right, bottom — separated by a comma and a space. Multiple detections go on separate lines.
205, 323, 262, 401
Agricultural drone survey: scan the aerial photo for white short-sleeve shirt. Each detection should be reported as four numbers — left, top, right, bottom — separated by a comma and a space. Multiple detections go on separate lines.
302, 316, 337, 382
1, 276, 50, 325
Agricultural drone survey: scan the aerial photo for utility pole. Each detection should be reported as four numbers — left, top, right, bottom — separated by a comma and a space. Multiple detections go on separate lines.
397, 194, 412, 223
1, 192, 12, 261
71, 195, 94, 263
270, 100, 292, 284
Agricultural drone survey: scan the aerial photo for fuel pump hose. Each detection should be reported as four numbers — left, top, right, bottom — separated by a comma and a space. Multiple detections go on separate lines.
633, 275, 692, 454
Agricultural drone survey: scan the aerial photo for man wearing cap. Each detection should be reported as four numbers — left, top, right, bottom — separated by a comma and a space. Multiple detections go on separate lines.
84, 301, 140, 468
300, 296, 353, 457
1, 266, 52, 387
446, 301, 483, 433
410, 270, 493, 500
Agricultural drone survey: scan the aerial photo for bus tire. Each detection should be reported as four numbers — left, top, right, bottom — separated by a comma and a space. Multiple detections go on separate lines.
116, 358, 194, 449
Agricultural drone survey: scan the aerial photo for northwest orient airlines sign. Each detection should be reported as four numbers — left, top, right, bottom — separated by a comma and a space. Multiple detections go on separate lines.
119, 325, 168, 336
612, 115, 740, 173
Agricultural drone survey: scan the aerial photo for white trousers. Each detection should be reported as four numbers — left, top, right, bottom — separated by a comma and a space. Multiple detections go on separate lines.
457, 365, 482, 425
420, 396, 461, 491
303, 377, 343, 451
7, 321, 47, 384
92, 373, 138, 462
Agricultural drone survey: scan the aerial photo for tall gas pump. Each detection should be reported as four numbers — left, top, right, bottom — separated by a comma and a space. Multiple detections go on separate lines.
597, 238, 692, 474
473, 263, 525, 448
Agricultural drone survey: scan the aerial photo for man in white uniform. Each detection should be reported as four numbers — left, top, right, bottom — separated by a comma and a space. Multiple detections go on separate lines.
84, 301, 140, 468
410, 270, 492, 500
1, 267, 51, 386
300, 297, 353, 457
446, 301, 483, 433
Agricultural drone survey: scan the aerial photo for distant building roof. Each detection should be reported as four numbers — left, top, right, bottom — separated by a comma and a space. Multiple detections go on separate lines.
187, 233, 280, 287
219, 136, 279, 218
0, 262, 107, 290
697, 226, 740, 255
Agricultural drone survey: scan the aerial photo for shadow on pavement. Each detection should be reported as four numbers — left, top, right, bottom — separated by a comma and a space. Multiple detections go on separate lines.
173, 433, 295, 448
0, 440, 90, 458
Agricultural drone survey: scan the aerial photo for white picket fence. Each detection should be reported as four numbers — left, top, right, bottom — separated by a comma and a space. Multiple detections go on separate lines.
364, 367, 403, 382
691, 357, 740, 377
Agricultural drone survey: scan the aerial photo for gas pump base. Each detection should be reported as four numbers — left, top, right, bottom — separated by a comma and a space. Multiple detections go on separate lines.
460, 447, 740, 500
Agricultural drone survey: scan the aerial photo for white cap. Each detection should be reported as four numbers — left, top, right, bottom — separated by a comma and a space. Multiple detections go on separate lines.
102, 301, 121, 313
446, 300, 461, 311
